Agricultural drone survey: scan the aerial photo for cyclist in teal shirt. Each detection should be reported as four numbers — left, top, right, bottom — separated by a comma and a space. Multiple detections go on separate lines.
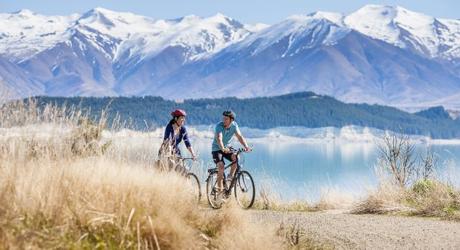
212, 110, 251, 193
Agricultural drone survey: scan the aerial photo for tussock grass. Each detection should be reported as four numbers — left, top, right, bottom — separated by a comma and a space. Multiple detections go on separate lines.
252, 180, 313, 212
352, 183, 411, 214
277, 222, 334, 250
352, 180, 460, 219
0, 98, 317, 249
353, 133, 460, 219
405, 179, 460, 219
0, 157, 292, 249
253, 180, 354, 212
312, 189, 355, 211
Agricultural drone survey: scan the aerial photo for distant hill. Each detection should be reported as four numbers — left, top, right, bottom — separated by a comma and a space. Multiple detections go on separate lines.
28, 92, 460, 139
415, 106, 451, 120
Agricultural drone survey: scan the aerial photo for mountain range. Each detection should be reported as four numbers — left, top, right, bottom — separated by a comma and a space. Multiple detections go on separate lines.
1, 5, 460, 111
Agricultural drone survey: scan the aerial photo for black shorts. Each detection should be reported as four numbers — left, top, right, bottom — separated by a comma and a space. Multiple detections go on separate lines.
212, 150, 234, 164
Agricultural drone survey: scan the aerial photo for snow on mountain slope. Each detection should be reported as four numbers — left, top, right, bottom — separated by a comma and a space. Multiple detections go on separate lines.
231, 14, 350, 57
344, 5, 460, 59
308, 11, 345, 26
75, 8, 253, 61
0, 8, 255, 97
223, 5, 460, 61
75, 8, 156, 39
0, 5, 460, 110
2, 5, 458, 63
0, 10, 78, 62
0, 8, 252, 64
115, 13, 251, 63
244, 23, 270, 33
72, 8, 252, 63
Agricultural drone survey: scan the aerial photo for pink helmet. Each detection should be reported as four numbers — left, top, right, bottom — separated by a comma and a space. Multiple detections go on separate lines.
171, 109, 187, 117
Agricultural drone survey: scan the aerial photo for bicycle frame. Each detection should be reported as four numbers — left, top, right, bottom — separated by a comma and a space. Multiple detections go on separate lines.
176, 157, 195, 173
207, 149, 245, 195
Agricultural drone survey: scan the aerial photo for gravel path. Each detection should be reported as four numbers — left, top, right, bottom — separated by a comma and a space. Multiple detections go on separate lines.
251, 210, 460, 249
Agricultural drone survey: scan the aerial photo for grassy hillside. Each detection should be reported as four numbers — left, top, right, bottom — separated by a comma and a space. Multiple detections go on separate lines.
0, 100, 316, 249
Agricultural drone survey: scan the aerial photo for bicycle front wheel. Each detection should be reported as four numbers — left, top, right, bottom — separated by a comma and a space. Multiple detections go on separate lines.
206, 171, 222, 209
185, 173, 201, 204
234, 170, 255, 209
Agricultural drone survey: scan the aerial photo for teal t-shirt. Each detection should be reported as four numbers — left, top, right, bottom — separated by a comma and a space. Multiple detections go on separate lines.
212, 121, 240, 152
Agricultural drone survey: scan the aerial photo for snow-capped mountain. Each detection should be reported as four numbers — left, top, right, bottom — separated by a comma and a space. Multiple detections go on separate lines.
0, 8, 252, 96
152, 21, 460, 106
0, 8, 250, 62
0, 9, 78, 62
344, 5, 460, 60
1, 5, 460, 110
229, 14, 350, 56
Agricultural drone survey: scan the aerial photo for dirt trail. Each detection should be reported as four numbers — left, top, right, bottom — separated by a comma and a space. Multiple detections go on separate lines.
251, 210, 460, 249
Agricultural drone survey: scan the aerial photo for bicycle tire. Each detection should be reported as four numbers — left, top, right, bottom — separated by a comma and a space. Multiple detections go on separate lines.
206, 171, 222, 209
234, 170, 255, 209
185, 172, 201, 204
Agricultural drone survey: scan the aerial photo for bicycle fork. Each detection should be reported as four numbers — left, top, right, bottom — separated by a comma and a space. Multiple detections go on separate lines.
223, 164, 242, 196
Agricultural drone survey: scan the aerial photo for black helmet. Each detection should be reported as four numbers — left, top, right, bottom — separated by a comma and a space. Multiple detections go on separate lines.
223, 110, 236, 120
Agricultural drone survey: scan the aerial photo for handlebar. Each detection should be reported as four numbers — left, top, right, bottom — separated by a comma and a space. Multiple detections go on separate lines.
177, 147, 252, 161
177, 157, 195, 161
228, 147, 252, 154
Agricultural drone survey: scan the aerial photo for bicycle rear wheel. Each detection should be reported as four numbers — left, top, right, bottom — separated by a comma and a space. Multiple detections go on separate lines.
206, 171, 223, 209
234, 170, 255, 209
185, 173, 201, 204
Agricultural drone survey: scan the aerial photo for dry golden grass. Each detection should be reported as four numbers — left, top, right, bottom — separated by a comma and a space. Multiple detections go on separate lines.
276, 222, 334, 250
352, 182, 411, 214
0, 157, 291, 249
352, 180, 460, 219
0, 99, 318, 249
353, 132, 460, 219
252, 179, 313, 212
311, 189, 355, 211
405, 179, 460, 219
253, 180, 354, 212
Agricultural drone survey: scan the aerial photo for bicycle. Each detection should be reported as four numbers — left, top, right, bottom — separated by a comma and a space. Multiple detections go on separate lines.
176, 157, 202, 204
205, 148, 255, 209
156, 154, 202, 204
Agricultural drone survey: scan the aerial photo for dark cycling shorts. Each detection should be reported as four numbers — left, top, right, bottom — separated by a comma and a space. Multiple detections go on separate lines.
212, 150, 234, 164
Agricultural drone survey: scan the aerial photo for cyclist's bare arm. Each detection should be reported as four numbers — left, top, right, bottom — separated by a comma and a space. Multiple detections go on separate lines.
186, 146, 196, 160
216, 132, 230, 153
235, 131, 251, 151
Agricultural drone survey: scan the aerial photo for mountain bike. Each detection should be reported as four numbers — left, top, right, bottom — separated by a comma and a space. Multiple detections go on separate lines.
177, 157, 202, 204
205, 148, 255, 209
157, 140, 201, 203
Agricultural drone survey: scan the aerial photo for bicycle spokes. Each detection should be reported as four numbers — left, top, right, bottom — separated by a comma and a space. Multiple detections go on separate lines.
234, 171, 255, 209
238, 174, 249, 192
185, 173, 201, 204
206, 172, 223, 209
206, 149, 255, 209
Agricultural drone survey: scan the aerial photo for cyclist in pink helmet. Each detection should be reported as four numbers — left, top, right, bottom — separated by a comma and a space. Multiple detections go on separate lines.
160, 109, 196, 160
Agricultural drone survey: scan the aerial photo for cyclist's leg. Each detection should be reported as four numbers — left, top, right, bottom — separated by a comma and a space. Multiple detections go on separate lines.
220, 151, 236, 180
218, 152, 236, 198
229, 153, 238, 179
212, 151, 225, 191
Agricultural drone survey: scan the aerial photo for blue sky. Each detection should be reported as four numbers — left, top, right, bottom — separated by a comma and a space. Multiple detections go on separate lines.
0, 0, 458, 24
